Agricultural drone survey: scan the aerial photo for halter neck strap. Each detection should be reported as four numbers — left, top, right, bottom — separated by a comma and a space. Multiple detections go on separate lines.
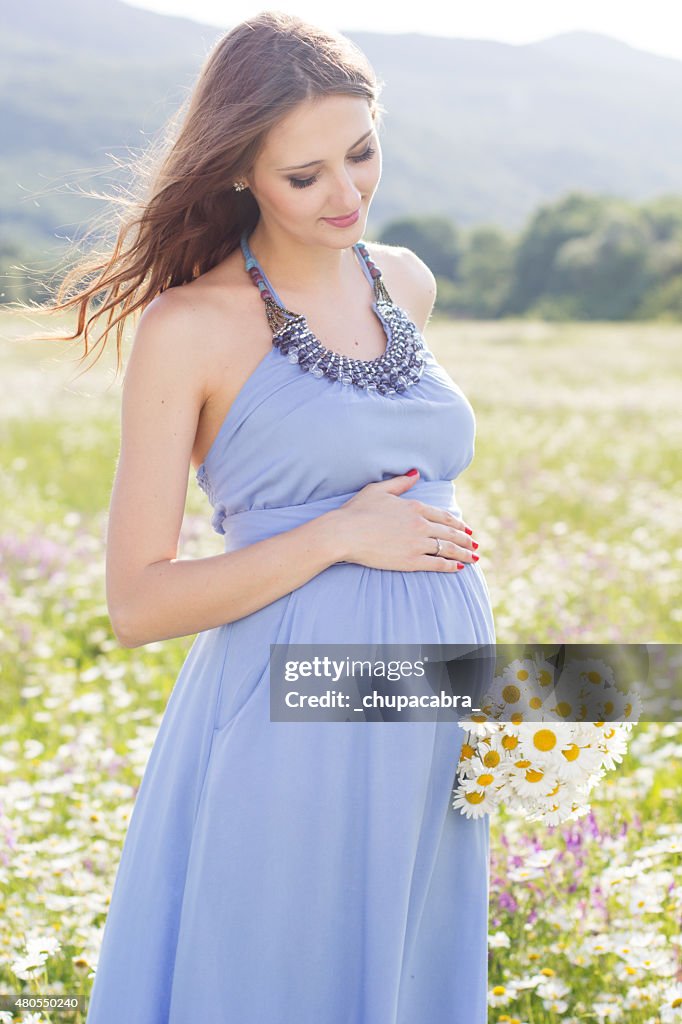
353, 245, 378, 286
240, 232, 287, 308
240, 230, 385, 314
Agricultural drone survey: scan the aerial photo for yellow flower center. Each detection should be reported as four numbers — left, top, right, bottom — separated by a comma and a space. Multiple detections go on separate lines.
533, 728, 557, 752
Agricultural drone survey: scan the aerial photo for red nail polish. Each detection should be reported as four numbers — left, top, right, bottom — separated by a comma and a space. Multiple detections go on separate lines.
472, 554, 479, 562
464, 528, 473, 536
472, 541, 479, 550
405, 469, 419, 477
456, 562, 465, 569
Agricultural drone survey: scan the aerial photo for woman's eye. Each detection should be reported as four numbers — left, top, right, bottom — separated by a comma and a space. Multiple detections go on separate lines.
350, 145, 376, 164
288, 174, 318, 189
287, 146, 376, 189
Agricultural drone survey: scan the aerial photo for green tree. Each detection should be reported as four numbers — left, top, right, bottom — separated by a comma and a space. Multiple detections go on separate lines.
505, 191, 609, 314
545, 209, 651, 319
452, 226, 514, 318
633, 274, 682, 320
639, 194, 682, 243
377, 216, 460, 280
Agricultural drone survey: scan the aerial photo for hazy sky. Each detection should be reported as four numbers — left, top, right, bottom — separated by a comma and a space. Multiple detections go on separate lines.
123, 0, 682, 62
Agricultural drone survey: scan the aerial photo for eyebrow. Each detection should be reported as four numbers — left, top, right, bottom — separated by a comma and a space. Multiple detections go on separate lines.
276, 128, 375, 172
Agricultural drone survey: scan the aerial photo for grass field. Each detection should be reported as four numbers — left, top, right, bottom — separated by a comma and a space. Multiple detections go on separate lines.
0, 309, 680, 1022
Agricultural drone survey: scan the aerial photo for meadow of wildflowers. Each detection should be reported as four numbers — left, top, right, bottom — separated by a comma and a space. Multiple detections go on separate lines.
0, 313, 680, 1023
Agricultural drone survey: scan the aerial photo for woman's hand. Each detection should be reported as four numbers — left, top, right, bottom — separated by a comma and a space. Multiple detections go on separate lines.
330, 470, 479, 572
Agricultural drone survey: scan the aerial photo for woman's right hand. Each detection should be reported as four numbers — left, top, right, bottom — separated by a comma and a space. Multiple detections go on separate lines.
330, 470, 479, 572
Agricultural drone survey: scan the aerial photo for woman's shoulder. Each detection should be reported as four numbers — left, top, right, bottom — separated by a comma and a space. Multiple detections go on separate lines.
154, 249, 252, 318
140, 248, 250, 325
362, 240, 437, 332
129, 251, 258, 399
144, 250, 257, 341
362, 239, 435, 285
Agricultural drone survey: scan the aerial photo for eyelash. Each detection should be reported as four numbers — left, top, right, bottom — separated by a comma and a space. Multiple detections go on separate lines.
288, 146, 376, 189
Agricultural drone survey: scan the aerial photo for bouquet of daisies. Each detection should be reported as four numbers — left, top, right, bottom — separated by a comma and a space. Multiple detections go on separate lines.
452, 652, 642, 826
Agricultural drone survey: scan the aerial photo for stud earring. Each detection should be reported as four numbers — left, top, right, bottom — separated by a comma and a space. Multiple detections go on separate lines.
233, 181, 247, 192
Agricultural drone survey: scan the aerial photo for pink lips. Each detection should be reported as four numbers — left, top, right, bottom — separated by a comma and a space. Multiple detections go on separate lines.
322, 208, 360, 228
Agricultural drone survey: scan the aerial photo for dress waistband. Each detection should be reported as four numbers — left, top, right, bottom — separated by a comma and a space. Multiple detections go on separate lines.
220, 479, 460, 552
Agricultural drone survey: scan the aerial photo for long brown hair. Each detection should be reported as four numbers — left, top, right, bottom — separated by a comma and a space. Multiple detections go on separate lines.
17, 11, 384, 377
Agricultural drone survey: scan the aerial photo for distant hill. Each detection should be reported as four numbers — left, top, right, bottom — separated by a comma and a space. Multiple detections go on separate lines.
2, 0, 682, 252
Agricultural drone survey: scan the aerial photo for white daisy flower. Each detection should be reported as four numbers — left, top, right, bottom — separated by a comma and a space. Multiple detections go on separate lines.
659, 981, 682, 1022
451, 774, 499, 818
451, 655, 638, 824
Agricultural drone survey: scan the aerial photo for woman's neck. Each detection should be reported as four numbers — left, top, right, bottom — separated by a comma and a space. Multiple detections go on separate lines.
246, 221, 360, 299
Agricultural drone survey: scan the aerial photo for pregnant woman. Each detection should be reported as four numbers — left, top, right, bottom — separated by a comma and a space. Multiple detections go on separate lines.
48, 11, 496, 1023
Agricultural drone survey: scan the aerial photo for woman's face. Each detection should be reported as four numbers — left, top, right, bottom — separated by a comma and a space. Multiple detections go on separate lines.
245, 94, 382, 248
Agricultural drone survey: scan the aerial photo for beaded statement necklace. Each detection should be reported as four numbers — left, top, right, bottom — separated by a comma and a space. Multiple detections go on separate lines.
240, 230, 427, 396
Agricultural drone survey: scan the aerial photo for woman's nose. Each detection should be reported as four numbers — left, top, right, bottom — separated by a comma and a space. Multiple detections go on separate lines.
327, 170, 362, 212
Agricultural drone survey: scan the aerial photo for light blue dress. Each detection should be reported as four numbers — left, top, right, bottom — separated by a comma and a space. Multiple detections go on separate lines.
85, 237, 496, 1024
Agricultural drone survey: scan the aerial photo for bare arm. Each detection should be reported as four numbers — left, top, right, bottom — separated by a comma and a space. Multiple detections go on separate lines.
105, 294, 344, 649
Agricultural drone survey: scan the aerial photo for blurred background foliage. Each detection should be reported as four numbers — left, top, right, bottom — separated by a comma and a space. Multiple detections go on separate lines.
2, 0, 682, 319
